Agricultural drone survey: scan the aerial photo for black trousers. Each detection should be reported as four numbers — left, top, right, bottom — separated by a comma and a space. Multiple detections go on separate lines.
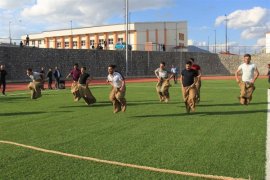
0, 80, 6, 94
55, 78, 60, 89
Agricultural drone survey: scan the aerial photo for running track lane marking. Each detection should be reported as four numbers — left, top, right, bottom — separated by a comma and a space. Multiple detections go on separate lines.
0, 141, 248, 180
266, 89, 270, 180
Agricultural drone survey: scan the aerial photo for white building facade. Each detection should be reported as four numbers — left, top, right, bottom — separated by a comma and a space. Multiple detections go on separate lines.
266, 32, 270, 54
22, 21, 188, 51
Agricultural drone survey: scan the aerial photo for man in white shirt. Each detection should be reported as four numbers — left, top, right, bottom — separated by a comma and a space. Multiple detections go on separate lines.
170, 65, 178, 84
235, 54, 259, 105
154, 62, 173, 102
107, 65, 126, 113
27, 68, 43, 99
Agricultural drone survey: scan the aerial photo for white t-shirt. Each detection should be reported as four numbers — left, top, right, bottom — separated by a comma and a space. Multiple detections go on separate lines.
107, 72, 124, 88
29, 72, 41, 81
237, 63, 257, 82
155, 68, 168, 78
171, 67, 177, 74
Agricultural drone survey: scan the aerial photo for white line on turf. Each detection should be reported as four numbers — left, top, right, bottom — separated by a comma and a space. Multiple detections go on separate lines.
266, 89, 270, 180
0, 140, 248, 180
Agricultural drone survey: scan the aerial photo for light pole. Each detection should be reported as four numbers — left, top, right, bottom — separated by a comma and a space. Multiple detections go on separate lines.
214, 29, 216, 53
207, 36, 210, 51
175, 22, 178, 52
125, 0, 129, 77
70, 20, 73, 36
225, 14, 228, 53
9, 21, 11, 44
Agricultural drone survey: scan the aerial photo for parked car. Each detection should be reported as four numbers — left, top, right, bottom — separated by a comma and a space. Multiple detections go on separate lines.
115, 42, 132, 51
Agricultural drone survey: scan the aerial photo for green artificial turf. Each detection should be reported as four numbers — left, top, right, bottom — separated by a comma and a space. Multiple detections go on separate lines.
0, 79, 268, 179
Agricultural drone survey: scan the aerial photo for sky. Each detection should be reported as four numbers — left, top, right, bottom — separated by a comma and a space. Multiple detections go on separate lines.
0, 0, 269, 48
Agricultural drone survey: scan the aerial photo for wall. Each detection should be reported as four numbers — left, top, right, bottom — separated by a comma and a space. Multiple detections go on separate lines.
0, 47, 269, 82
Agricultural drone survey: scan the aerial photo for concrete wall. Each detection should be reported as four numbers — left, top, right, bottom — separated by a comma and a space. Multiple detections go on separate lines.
0, 47, 269, 81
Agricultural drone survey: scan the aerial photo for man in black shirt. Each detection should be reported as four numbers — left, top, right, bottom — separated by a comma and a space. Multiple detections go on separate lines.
77, 67, 96, 105
40, 67, 45, 90
0, 65, 7, 95
54, 66, 61, 89
181, 61, 198, 113
47, 68, 53, 89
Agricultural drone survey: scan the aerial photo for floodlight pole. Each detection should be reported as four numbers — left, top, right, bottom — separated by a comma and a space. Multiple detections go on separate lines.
214, 29, 216, 53
125, 0, 129, 77
225, 14, 228, 53
9, 21, 12, 45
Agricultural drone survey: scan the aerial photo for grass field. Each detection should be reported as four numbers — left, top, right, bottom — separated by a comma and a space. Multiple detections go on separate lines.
0, 79, 268, 179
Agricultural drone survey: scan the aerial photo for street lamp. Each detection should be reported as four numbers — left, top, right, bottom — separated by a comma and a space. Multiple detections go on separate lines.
214, 29, 216, 53
9, 21, 12, 45
225, 14, 228, 53
70, 20, 73, 36
125, 0, 129, 77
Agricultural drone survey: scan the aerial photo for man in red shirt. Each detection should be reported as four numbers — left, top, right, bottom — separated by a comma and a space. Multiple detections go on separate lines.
66, 63, 81, 101
189, 58, 202, 103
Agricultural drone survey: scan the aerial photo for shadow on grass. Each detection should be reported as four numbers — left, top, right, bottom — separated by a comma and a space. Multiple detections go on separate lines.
59, 103, 111, 109
0, 111, 46, 117
0, 96, 29, 103
131, 109, 266, 118
196, 101, 268, 107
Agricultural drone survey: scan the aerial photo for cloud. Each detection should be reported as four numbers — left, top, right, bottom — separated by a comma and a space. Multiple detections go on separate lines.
21, 0, 173, 27
215, 6, 270, 46
256, 37, 266, 46
0, 0, 172, 42
0, 0, 32, 9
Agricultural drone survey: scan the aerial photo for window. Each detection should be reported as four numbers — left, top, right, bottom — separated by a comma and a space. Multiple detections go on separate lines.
118, 38, 123, 42
90, 40, 95, 46
57, 42, 61, 48
65, 42, 69, 47
178, 43, 185, 48
81, 40, 86, 46
73, 41, 77, 47
108, 38, 114, 45
179, 33, 185, 41
38, 40, 41, 45
99, 39, 104, 45
32, 41, 35, 45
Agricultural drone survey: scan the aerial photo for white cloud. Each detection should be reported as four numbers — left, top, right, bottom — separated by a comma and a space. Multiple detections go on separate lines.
215, 6, 270, 47
21, 0, 173, 27
256, 37, 266, 46
0, 0, 172, 42
215, 7, 269, 28
0, 0, 32, 9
